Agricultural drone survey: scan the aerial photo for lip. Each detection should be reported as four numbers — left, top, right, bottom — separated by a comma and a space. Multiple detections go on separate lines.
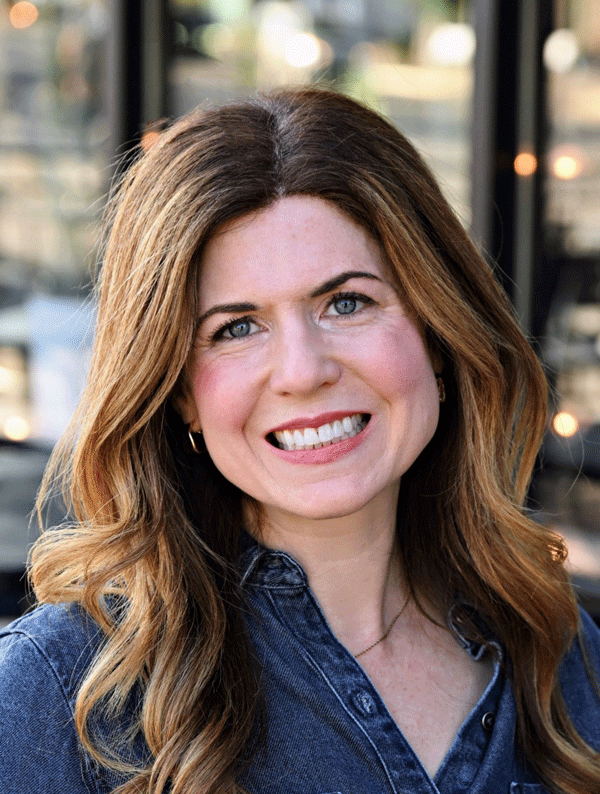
264, 415, 373, 465
267, 410, 369, 435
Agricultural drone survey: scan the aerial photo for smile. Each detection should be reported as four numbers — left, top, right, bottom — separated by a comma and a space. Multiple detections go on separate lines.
269, 413, 370, 451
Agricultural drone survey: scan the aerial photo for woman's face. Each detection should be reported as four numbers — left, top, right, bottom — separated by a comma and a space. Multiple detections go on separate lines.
179, 196, 440, 525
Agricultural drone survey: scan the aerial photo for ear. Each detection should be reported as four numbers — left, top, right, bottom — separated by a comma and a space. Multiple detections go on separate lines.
172, 378, 201, 433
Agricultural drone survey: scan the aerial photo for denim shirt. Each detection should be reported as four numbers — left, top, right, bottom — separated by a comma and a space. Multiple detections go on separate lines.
1, 539, 600, 794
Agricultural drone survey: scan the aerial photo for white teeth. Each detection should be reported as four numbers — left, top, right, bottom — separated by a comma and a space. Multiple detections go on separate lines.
273, 414, 368, 451
304, 428, 319, 446
318, 424, 333, 443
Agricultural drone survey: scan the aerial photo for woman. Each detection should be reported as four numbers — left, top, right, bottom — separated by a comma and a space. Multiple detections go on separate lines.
1, 88, 599, 794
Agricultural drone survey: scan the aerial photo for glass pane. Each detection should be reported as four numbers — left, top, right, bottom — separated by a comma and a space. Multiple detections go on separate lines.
0, 0, 108, 445
538, 0, 600, 599
0, 1, 110, 613
168, 0, 474, 225
545, 1, 600, 253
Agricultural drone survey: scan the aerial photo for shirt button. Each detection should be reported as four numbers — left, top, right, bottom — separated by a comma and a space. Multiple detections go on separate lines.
352, 690, 376, 715
481, 711, 495, 731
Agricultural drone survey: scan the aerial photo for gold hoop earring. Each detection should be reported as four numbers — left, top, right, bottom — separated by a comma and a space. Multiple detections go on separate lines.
188, 429, 203, 454
436, 376, 446, 403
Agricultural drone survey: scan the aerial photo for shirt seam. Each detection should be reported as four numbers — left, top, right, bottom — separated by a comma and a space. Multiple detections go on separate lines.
6, 628, 100, 794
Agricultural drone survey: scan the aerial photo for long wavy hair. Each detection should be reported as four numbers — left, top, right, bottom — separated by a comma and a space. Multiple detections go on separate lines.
31, 87, 600, 793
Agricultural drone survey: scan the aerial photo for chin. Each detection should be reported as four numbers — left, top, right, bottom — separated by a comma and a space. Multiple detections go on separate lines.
269, 489, 384, 523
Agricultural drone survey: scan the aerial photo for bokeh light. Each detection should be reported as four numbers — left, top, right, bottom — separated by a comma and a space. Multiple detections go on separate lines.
141, 131, 161, 151
514, 152, 538, 177
284, 32, 321, 68
3, 416, 31, 441
543, 29, 579, 74
552, 411, 579, 437
553, 154, 582, 180
0, 366, 17, 392
425, 23, 476, 66
9, 1, 39, 29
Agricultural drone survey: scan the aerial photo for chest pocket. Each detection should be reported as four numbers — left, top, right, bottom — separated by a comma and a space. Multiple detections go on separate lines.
510, 784, 550, 793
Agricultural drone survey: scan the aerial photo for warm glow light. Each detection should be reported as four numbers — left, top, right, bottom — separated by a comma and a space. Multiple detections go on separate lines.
3, 415, 30, 441
284, 32, 321, 68
9, 1, 39, 29
552, 411, 579, 437
141, 131, 161, 151
0, 366, 16, 392
553, 154, 582, 180
514, 152, 538, 177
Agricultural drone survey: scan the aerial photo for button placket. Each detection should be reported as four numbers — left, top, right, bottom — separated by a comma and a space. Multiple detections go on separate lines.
242, 539, 446, 793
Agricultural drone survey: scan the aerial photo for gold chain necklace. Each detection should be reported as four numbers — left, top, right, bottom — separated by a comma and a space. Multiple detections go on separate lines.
353, 596, 410, 658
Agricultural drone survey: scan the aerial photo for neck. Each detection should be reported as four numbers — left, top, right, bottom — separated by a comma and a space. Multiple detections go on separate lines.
253, 493, 408, 654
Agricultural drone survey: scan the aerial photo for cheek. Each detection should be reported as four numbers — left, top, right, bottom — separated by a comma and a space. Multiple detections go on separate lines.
372, 326, 440, 466
356, 322, 437, 399
192, 356, 257, 436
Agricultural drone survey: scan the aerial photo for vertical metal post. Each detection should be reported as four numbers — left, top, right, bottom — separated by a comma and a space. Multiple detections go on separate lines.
514, 0, 542, 333
470, 0, 499, 262
142, 0, 171, 125
471, 0, 552, 337
528, 2, 555, 342
106, 0, 144, 166
106, 0, 170, 173
471, 0, 519, 304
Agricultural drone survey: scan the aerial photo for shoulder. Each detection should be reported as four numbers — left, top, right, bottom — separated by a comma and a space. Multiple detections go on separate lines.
0, 603, 148, 793
0, 603, 108, 794
0, 602, 105, 702
559, 607, 600, 749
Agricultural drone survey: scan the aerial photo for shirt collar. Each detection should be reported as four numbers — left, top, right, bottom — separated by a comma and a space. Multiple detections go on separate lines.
237, 530, 499, 661
238, 530, 307, 588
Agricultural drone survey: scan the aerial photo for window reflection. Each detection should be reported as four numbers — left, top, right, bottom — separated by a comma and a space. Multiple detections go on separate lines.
539, 0, 600, 590
0, 1, 107, 443
169, 0, 474, 225
545, 3, 600, 253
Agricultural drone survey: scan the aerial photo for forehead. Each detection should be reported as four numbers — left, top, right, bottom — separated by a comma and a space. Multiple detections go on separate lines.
198, 196, 390, 304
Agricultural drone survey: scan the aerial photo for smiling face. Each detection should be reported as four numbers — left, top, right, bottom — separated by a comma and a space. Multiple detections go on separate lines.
178, 196, 440, 529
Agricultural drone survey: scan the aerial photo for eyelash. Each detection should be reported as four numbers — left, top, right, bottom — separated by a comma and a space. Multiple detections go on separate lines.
209, 291, 375, 342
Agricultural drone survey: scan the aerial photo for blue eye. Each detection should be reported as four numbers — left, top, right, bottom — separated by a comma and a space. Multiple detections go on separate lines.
333, 296, 358, 314
210, 316, 259, 342
226, 319, 252, 338
327, 291, 373, 317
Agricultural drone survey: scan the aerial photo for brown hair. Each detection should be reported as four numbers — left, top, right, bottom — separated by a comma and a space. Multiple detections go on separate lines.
32, 87, 600, 793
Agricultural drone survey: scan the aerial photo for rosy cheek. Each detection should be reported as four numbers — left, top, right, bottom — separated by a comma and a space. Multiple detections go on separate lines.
194, 357, 256, 433
356, 323, 434, 397
194, 359, 222, 404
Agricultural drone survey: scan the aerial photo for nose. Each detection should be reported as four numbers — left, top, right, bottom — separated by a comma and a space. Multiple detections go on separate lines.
269, 317, 342, 397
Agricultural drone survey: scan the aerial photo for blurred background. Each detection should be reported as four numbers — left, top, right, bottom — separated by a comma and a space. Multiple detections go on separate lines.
1, 0, 600, 620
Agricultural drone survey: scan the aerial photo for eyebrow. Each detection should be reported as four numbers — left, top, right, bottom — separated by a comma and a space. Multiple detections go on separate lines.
196, 270, 382, 326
